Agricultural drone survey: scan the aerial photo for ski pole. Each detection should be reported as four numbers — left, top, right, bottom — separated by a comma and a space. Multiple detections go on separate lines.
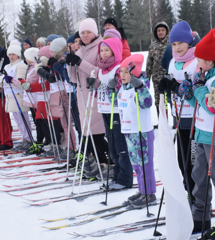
3, 72, 36, 151
164, 91, 168, 120
71, 89, 91, 195
201, 114, 215, 239
53, 71, 75, 151
101, 88, 115, 206
77, 86, 96, 197
75, 65, 104, 185
0, 47, 6, 156
41, 78, 61, 163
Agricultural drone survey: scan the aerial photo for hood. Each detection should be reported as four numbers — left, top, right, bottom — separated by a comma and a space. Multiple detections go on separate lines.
153, 21, 170, 41
98, 38, 122, 65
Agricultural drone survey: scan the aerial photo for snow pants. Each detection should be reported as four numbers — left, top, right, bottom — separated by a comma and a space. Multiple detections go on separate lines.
192, 143, 215, 221
0, 98, 13, 147
13, 111, 31, 141
125, 130, 156, 195
102, 113, 133, 188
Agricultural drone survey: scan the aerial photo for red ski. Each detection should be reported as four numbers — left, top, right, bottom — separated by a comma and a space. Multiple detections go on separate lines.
0, 160, 66, 169
0, 156, 53, 164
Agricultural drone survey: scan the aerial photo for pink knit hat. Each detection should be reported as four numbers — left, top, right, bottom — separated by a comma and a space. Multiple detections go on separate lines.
38, 46, 52, 59
120, 54, 144, 77
79, 18, 98, 37
104, 29, 122, 40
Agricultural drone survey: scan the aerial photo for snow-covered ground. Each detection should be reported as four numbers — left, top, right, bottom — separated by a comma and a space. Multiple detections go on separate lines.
0, 52, 213, 240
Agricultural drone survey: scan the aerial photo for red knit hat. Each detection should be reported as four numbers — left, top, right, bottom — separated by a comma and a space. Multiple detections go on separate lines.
120, 54, 144, 77
194, 29, 215, 61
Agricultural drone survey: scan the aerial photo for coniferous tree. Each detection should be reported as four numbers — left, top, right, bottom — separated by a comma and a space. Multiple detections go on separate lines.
200, 0, 211, 37
15, 0, 34, 43
123, 0, 150, 51
155, 0, 175, 29
0, 18, 9, 47
191, 0, 202, 35
178, 0, 192, 23
113, 0, 124, 27
32, 3, 43, 38
102, 0, 113, 20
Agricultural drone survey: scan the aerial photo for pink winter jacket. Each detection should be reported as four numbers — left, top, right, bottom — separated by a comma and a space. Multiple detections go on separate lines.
23, 63, 39, 108
68, 35, 105, 135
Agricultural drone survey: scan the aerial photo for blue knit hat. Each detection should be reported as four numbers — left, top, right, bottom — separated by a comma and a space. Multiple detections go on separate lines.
169, 21, 193, 45
46, 34, 59, 45
67, 34, 75, 44
23, 38, 32, 47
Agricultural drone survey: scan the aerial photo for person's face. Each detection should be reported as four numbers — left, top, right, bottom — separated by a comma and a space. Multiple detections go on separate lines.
37, 43, 45, 50
80, 31, 96, 45
157, 27, 167, 40
23, 42, 30, 50
100, 46, 113, 60
9, 54, 19, 62
104, 23, 116, 31
196, 58, 214, 72
67, 43, 75, 53
47, 41, 52, 46
74, 38, 82, 50
25, 59, 32, 65
120, 67, 131, 84
172, 41, 189, 57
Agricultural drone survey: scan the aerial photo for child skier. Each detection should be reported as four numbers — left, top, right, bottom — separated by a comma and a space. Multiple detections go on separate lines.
158, 21, 200, 204
180, 29, 215, 236
107, 54, 157, 208
86, 38, 133, 188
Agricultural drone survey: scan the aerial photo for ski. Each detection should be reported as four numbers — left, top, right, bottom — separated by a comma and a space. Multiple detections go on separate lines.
0, 160, 66, 169
71, 216, 165, 237
0, 178, 77, 192
0, 170, 67, 180
23, 182, 162, 204
0, 156, 53, 164
42, 203, 161, 230
40, 201, 132, 222
69, 222, 166, 237
9, 180, 97, 197
3, 174, 75, 188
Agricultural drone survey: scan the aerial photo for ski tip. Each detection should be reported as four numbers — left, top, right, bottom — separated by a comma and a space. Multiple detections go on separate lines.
42, 224, 69, 230
39, 218, 65, 222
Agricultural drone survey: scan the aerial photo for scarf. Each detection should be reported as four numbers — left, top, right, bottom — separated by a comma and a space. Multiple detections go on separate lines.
97, 56, 115, 70
173, 47, 195, 63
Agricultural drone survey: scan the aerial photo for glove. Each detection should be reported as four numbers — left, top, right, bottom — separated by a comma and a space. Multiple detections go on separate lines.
39, 56, 49, 66
107, 76, 118, 90
178, 79, 193, 100
37, 68, 56, 83
129, 74, 143, 88
52, 61, 65, 76
157, 77, 167, 93
86, 77, 101, 89
193, 72, 206, 91
21, 83, 31, 90
164, 74, 180, 93
4, 75, 13, 84
47, 57, 58, 68
205, 87, 215, 108
35, 63, 43, 73
18, 78, 25, 84
66, 52, 82, 66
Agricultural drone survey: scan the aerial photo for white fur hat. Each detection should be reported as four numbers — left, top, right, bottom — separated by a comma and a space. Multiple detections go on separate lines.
24, 47, 39, 63
7, 40, 22, 58
49, 37, 67, 53
79, 18, 98, 37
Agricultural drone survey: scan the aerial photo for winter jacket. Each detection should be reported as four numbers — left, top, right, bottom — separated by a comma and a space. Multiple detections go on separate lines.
161, 45, 172, 73
187, 68, 215, 145
146, 22, 170, 82
4, 59, 29, 113
68, 35, 105, 136
121, 39, 131, 61
0, 46, 9, 98
22, 63, 39, 108
30, 79, 57, 120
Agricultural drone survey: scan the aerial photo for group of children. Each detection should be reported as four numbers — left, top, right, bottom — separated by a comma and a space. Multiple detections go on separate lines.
1, 17, 215, 235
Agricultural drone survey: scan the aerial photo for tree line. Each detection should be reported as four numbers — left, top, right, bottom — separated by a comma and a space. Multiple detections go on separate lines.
0, 0, 214, 51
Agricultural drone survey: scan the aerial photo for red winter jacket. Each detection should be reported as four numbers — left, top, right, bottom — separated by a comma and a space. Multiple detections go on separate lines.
30, 80, 58, 120
122, 39, 131, 61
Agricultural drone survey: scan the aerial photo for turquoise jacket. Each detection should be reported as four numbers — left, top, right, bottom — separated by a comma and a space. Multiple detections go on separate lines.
187, 68, 215, 145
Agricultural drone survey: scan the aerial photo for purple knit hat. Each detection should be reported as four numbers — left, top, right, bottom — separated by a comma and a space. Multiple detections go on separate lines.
104, 29, 122, 40
169, 21, 193, 44
100, 42, 110, 48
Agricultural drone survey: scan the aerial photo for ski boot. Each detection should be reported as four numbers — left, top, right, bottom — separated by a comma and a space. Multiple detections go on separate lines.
131, 194, 157, 209
96, 165, 114, 180
23, 143, 44, 156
